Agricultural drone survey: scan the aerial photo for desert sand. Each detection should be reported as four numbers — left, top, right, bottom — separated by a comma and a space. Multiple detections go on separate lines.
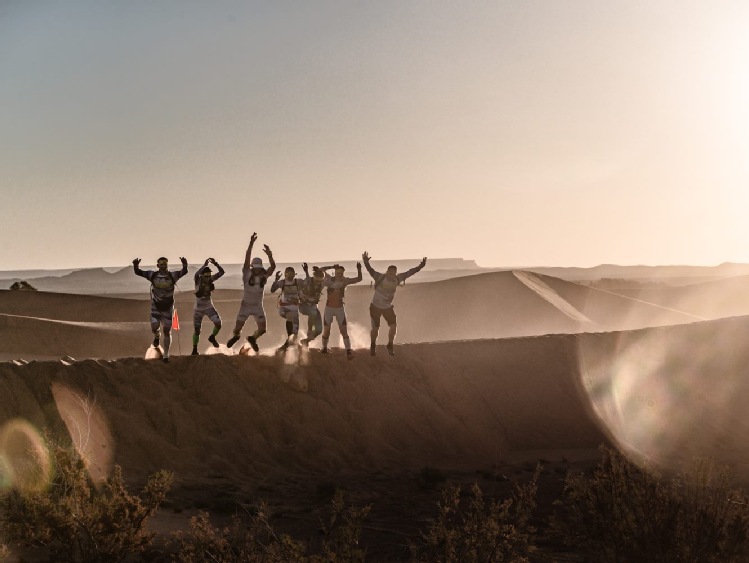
1, 268, 749, 559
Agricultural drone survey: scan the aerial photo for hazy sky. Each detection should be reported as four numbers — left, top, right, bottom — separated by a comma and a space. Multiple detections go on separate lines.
2, 1, 748, 270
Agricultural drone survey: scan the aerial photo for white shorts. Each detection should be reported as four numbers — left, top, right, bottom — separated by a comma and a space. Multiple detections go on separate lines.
324, 306, 347, 327
194, 300, 221, 327
236, 301, 266, 324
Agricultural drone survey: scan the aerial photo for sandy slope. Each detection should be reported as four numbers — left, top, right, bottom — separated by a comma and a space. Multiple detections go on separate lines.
0, 337, 607, 490
2, 314, 749, 495
606, 274, 749, 320
0, 314, 148, 361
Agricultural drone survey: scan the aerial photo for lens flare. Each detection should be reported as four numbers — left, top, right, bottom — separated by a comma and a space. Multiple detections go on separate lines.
51, 383, 114, 485
0, 419, 52, 492
578, 319, 749, 475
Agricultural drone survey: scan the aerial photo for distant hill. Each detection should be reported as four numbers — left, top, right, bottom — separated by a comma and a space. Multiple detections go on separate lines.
4, 260, 749, 295
0, 258, 490, 295
523, 262, 749, 283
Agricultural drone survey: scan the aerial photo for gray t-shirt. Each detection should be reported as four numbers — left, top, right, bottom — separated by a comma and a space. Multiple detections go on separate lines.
365, 262, 423, 309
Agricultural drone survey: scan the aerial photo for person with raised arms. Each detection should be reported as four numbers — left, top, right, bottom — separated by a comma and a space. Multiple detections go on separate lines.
132, 255, 188, 363
270, 266, 303, 353
191, 257, 225, 355
321, 262, 362, 359
362, 252, 427, 357
297, 262, 331, 348
226, 233, 275, 353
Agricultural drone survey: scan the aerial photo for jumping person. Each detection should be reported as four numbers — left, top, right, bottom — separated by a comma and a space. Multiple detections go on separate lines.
192, 257, 225, 355
362, 252, 427, 356
226, 233, 275, 352
321, 263, 362, 359
132, 256, 188, 363
270, 266, 303, 352
298, 263, 330, 347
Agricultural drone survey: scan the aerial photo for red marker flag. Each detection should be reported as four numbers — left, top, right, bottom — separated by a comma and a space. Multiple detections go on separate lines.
172, 309, 180, 331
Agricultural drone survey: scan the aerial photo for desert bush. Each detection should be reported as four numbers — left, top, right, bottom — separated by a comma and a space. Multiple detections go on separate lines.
172, 505, 307, 563
412, 466, 540, 562
9, 280, 37, 291
319, 488, 371, 562
1, 440, 172, 562
554, 446, 749, 563
173, 489, 370, 562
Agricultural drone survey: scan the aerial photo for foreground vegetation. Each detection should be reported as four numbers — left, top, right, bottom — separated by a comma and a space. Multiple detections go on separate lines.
2, 442, 749, 562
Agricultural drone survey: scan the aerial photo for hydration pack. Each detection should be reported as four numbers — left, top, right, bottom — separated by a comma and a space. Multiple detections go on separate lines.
151, 271, 177, 311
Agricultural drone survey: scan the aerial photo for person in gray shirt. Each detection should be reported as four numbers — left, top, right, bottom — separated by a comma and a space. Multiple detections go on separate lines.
362, 251, 426, 357
226, 232, 275, 352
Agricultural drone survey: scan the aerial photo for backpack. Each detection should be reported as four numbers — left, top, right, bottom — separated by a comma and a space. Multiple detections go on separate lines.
150, 271, 177, 311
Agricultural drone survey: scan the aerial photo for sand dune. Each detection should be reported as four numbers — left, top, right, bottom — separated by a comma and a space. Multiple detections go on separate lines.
0, 314, 148, 361
1, 314, 749, 493
2, 270, 730, 361
606, 274, 749, 320
0, 337, 606, 490
0, 290, 148, 322
534, 273, 704, 329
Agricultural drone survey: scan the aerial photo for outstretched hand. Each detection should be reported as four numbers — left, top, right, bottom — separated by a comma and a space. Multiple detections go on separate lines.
180, 257, 188, 265
275, 271, 282, 281
420, 257, 427, 268
302, 262, 309, 272
250, 232, 258, 244
356, 261, 362, 270
263, 244, 272, 256
362, 251, 370, 261
132, 258, 140, 266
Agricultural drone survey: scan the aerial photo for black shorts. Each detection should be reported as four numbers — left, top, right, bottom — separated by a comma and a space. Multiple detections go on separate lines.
369, 303, 397, 328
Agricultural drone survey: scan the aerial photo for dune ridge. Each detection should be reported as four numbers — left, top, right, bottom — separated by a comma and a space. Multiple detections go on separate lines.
3, 314, 749, 490
0, 337, 606, 489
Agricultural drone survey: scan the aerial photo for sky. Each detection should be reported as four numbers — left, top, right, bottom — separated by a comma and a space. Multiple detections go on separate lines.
2, 0, 749, 270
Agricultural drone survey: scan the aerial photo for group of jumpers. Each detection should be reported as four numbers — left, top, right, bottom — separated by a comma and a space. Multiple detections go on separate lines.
132, 233, 427, 363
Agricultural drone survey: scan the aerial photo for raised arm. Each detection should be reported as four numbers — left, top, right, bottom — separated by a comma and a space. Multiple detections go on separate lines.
361, 251, 380, 279
346, 262, 363, 284
398, 257, 427, 282
243, 232, 258, 269
132, 258, 150, 279
211, 258, 225, 281
195, 259, 210, 283
270, 271, 283, 292
263, 244, 276, 276
174, 257, 188, 280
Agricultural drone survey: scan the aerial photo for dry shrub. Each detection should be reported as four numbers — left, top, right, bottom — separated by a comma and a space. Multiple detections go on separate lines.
555, 446, 749, 563
1, 440, 172, 562
412, 466, 540, 562
172, 504, 307, 563
319, 489, 371, 562
173, 489, 370, 562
